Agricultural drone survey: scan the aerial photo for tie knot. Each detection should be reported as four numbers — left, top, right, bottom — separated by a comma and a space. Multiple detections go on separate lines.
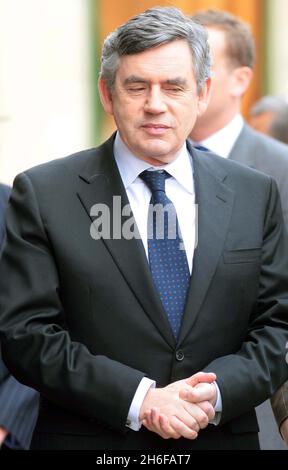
140, 170, 170, 194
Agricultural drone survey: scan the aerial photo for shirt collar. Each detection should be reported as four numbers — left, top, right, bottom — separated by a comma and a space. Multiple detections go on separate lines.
114, 132, 194, 194
192, 114, 244, 159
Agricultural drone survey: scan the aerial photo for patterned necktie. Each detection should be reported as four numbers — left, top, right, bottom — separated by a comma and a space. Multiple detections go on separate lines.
140, 170, 190, 338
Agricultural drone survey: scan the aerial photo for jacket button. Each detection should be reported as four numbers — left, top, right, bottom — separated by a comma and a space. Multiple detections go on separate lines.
175, 350, 185, 361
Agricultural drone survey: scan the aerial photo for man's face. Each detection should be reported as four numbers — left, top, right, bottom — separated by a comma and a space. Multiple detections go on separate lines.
193, 27, 235, 129
99, 40, 210, 165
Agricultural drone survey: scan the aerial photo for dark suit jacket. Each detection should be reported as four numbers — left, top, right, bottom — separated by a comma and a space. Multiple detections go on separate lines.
0, 183, 39, 449
0, 136, 287, 450
229, 124, 288, 429
229, 124, 288, 227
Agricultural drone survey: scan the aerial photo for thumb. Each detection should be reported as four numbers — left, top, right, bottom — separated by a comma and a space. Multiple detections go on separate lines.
185, 371, 216, 387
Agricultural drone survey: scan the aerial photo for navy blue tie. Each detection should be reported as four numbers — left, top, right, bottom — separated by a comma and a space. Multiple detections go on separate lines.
140, 170, 190, 338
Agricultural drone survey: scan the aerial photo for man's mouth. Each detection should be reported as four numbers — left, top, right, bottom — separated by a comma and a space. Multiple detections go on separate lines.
141, 124, 170, 135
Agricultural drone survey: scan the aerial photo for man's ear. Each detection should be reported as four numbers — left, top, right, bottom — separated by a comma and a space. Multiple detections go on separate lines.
230, 66, 253, 98
98, 77, 114, 115
197, 77, 212, 117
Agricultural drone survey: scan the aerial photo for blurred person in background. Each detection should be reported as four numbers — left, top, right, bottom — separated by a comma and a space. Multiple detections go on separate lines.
0, 183, 39, 450
0, 7, 287, 450
249, 95, 288, 144
190, 9, 288, 448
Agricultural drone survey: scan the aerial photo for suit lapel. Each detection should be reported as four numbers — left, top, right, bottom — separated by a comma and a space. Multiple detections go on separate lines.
178, 149, 235, 344
77, 135, 175, 348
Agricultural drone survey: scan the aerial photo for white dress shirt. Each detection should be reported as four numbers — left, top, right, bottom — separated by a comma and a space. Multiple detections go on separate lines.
114, 132, 196, 273
113, 132, 221, 430
192, 114, 244, 158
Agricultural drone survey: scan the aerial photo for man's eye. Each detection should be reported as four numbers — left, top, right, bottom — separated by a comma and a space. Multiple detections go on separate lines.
127, 87, 146, 92
165, 87, 182, 92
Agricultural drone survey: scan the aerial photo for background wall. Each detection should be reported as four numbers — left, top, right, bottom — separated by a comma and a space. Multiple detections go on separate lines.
0, 0, 92, 185
265, 0, 288, 96
1, 0, 286, 185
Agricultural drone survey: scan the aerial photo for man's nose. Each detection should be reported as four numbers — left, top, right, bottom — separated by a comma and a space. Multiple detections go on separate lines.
143, 87, 167, 114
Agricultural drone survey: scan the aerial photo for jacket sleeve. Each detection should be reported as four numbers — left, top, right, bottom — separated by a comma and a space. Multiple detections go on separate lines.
0, 355, 39, 449
0, 183, 39, 449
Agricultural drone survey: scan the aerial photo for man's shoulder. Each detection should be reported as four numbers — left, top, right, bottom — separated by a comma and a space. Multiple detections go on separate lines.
8, 145, 108, 204
15, 134, 115, 188
195, 147, 272, 185
23, 147, 100, 181
237, 125, 288, 163
198, 151, 277, 213
11, 135, 116, 201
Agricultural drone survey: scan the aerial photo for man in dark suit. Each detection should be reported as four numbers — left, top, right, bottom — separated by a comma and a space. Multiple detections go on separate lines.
190, 10, 288, 228
0, 7, 287, 450
0, 183, 39, 449
189, 9, 288, 449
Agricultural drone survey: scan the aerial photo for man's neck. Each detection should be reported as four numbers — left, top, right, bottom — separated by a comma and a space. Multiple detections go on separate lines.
191, 107, 240, 142
192, 114, 244, 159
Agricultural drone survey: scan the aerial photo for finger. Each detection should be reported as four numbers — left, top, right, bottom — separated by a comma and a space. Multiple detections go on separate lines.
143, 415, 166, 436
185, 372, 216, 387
183, 402, 209, 429
173, 404, 201, 433
180, 383, 216, 404
143, 412, 161, 433
149, 409, 184, 440
169, 415, 198, 440
149, 406, 195, 440
195, 382, 217, 404
197, 401, 215, 422
143, 409, 153, 428
150, 408, 170, 439
142, 419, 153, 431
159, 414, 181, 439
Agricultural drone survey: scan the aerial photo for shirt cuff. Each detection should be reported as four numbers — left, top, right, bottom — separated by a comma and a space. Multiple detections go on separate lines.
126, 378, 156, 431
210, 381, 222, 426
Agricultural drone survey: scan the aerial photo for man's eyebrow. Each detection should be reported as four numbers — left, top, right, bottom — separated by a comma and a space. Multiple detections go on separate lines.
124, 76, 148, 85
164, 78, 187, 86
123, 76, 188, 86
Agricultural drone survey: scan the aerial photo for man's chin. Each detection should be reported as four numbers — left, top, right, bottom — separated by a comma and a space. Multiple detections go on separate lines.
140, 142, 173, 159
138, 151, 176, 166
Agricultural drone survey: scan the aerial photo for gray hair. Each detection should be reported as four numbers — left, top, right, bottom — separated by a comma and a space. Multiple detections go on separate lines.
250, 95, 288, 116
250, 95, 288, 145
100, 7, 211, 94
270, 107, 288, 145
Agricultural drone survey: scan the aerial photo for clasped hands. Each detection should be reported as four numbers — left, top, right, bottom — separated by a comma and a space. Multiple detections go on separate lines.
140, 372, 217, 440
